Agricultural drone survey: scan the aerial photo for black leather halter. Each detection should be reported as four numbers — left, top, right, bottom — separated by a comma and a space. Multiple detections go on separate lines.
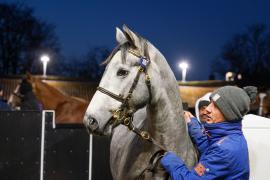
96, 45, 166, 150
97, 47, 151, 102
97, 47, 152, 129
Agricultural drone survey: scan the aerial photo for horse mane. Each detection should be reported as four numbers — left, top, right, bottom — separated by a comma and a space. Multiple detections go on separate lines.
102, 43, 129, 65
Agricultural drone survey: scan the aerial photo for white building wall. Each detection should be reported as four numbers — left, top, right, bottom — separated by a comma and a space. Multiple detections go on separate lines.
243, 114, 270, 180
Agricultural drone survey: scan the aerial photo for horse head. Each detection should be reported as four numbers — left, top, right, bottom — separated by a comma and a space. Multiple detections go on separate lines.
84, 25, 164, 136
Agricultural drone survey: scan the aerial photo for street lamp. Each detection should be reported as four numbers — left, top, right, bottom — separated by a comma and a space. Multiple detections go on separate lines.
178, 62, 188, 82
40, 55, 50, 77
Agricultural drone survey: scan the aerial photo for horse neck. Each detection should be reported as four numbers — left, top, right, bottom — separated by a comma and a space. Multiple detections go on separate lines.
147, 84, 189, 150
36, 83, 67, 109
146, 46, 195, 163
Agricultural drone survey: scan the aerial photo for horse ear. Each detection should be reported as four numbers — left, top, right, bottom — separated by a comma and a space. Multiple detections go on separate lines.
116, 27, 128, 45
122, 24, 141, 49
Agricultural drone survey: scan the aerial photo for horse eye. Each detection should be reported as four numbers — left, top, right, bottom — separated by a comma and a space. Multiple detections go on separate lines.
117, 69, 129, 77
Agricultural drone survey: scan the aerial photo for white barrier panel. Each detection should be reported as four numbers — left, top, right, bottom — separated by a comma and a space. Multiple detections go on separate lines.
243, 114, 270, 180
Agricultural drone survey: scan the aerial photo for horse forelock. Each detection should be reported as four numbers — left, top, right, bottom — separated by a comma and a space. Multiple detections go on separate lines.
102, 35, 150, 66
101, 44, 121, 65
101, 43, 129, 66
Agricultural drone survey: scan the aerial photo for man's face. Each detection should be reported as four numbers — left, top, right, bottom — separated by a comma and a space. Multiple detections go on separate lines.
0, 90, 3, 97
199, 106, 208, 123
202, 101, 225, 124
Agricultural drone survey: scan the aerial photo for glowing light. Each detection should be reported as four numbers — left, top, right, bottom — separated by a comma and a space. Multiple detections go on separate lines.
40, 55, 50, 77
178, 61, 189, 82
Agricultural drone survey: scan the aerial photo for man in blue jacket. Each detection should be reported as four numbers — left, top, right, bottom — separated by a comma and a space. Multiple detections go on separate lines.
161, 86, 257, 180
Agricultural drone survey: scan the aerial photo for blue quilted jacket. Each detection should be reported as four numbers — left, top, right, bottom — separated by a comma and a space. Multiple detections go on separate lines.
161, 118, 249, 180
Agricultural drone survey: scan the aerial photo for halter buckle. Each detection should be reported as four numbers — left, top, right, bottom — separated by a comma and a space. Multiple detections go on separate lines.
111, 109, 122, 120
139, 58, 150, 70
141, 131, 150, 140
138, 67, 144, 72
145, 74, 151, 82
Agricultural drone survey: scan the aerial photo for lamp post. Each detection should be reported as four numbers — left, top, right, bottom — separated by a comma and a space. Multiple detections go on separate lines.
40, 55, 50, 77
178, 62, 188, 82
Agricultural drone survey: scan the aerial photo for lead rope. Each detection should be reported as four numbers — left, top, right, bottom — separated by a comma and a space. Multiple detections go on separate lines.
136, 150, 169, 180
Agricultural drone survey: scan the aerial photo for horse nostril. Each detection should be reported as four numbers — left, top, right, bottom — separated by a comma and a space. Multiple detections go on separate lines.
84, 116, 99, 132
89, 117, 96, 125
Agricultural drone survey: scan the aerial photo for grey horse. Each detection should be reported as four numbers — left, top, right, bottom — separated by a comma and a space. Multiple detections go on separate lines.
84, 25, 198, 180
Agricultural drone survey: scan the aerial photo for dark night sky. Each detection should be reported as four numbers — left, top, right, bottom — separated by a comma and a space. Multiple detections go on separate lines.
7, 0, 270, 80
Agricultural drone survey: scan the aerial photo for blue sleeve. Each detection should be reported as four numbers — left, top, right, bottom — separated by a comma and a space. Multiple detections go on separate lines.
161, 146, 231, 180
187, 118, 208, 154
0, 101, 10, 110
161, 151, 200, 180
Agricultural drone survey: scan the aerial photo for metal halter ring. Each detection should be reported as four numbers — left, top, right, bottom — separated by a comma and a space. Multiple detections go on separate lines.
141, 131, 150, 140
123, 117, 131, 126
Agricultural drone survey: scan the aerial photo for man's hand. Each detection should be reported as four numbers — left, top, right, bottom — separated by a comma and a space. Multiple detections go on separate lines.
183, 111, 194, 123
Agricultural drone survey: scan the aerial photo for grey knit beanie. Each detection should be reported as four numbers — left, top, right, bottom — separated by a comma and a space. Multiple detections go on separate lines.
210, 86, 257, 121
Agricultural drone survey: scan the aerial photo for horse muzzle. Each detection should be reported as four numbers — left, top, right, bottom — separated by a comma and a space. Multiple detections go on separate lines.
83, 115, 99, 133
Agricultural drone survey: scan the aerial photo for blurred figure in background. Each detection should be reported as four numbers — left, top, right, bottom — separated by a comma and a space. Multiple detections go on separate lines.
0, 83, 11, 110
19, 78, 42, 111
